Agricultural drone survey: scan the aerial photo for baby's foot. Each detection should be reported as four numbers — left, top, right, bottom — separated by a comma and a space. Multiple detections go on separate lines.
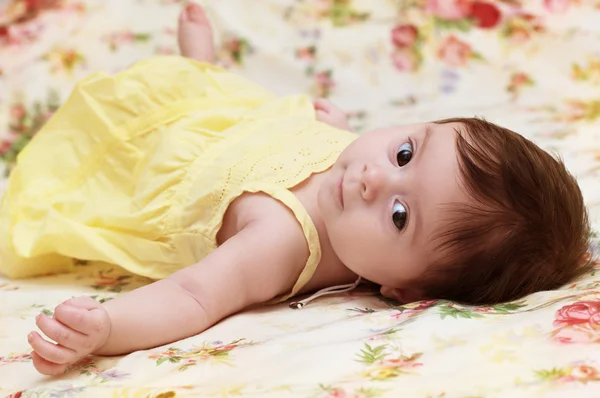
177, 2, 215, 63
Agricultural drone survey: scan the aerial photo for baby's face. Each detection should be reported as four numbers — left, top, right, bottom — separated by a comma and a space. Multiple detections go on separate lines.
318, 122, 472, 299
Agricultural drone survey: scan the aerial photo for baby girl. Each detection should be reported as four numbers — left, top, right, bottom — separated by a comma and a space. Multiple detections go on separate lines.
0, 3, 591, 375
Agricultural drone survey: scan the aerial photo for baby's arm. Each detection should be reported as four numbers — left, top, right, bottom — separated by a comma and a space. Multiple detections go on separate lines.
314, 98, 351, 131
29, 195, 308, 375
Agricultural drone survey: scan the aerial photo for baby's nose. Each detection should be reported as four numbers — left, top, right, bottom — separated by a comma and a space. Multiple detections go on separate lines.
360, 163, 390, 201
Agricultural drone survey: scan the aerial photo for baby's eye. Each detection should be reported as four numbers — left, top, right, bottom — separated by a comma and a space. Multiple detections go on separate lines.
396, 142, 413, 167
392, 201, 407, 231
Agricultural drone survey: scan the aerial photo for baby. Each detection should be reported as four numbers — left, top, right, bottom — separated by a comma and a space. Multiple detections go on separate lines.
0, 3, 591, 376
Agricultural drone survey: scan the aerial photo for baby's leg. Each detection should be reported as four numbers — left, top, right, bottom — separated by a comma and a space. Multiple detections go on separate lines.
178, 2, 215, 63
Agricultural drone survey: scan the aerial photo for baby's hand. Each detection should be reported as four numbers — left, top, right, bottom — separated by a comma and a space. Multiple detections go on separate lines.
28, 296, 111, 375
314, 98, 351, 130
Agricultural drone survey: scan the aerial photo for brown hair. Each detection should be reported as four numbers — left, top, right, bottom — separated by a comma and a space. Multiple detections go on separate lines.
419, 117, 592, 305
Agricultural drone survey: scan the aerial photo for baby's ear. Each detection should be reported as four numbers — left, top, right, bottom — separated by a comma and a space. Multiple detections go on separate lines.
380, 285, 423, 304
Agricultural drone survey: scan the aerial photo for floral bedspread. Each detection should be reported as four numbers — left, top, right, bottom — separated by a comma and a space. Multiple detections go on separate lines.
1, 0, 600, 397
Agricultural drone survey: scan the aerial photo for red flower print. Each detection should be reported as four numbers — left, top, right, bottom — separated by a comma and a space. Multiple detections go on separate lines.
391, 24, 418, 48
470, 1, 501, 29
10, 104, 26, 121
554, 301, 600, 328
552, 300, 600, 344
426, 0, 473, 20
437, 35, 473, 67
391, 48, 419, 72
544, 0, 571, 13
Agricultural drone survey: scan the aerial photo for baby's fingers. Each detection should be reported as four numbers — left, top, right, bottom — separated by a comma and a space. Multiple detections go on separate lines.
36, 314, 91, 352
31, 351, 68, 376
28, 331, 77, 365
314, 98, 333, 113
316, 110, 333, 122
61, 296, 101, 310
54, 303, 103, 335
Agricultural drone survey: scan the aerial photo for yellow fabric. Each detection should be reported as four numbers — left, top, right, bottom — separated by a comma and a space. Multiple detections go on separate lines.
0, 56, 357, 301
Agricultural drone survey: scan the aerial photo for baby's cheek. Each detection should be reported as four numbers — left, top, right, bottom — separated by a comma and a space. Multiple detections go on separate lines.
333, 222, 379, 264
334, 149, 351, 168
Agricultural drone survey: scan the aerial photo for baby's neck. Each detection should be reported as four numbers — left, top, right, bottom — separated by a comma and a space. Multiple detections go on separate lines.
291, 171, 358, 294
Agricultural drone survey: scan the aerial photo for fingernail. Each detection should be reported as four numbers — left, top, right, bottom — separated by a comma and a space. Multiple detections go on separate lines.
187, 4, 203, 21
35, 314, 40, 322
27, 332, 33, 342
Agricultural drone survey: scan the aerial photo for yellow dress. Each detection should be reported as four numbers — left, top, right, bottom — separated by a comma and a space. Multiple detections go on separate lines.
0, 56, 356, 301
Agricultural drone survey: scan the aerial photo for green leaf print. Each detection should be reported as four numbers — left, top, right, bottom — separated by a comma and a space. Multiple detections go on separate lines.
328, 3, 370, 27
491, 301, 528, 313
357, 343, 387, 364
434, 16, 474, 32
586, 100, 600, 121
348, 307, 376, 314
534, 367, 570, 381
356, 387, 386, 398
156, 357, 168, 366
317, 384, 333, 391
77, 361, 97, 376
179, 363, 196, 372
91, 271, 134, 293
361, 352, 423, 381
41, 309, 54, 317
380, 327, 401, 336
579, 281, 600, 290
471, 51, 485, 61
133, 33, 151, 41
3, 91, 61, 173
314, 384, 385, 398
89, 295, 114, 304
151, 339, 249, 369
438, 305, 483, 320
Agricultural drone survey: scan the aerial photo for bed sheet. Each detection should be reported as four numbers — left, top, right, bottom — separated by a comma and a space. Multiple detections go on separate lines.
1, 1, 600, 397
